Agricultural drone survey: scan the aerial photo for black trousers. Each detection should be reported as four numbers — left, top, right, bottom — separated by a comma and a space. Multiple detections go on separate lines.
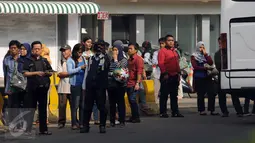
7, 91, 25, 127
108, 87, 126, 124
218, 90, 243, 114
194, 77, 216, 112
24, 86, 49, 132
83, 87, 107, 127
244, 98, 255, 113
160, 75, 179, 114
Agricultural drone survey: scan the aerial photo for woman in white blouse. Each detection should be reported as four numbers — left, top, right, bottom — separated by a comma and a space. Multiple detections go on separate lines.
81, 37, 99, 125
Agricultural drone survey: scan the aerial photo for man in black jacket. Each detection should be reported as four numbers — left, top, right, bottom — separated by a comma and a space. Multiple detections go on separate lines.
214, 37, 243, 117
23, 41, 53, 135
81, 40, 110, 134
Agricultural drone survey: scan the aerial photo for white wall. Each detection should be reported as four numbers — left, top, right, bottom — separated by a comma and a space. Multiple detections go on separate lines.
101, 3, 220, 15
67, 15, 81, 49
0, 15, 57, 77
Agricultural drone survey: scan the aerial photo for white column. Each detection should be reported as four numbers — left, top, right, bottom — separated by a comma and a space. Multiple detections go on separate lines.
202, 16, 210, 53
103, 16, 112, 46
136, 15, 145, 46
67, 14, 81, 48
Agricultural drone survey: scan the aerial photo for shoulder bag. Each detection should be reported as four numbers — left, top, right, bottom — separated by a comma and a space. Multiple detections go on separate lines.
10, 61, 27, 91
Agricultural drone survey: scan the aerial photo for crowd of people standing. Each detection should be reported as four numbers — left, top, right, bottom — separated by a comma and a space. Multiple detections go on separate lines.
1, 34, 254, 136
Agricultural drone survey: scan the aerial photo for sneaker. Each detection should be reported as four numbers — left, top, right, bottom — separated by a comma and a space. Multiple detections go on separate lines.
243, 112, 251, 117
94, 121, 100, 125
99, 126, 106, 134
38, 131, 52, 135
119, 123, 125, 128
237, 113, 243, 117
199, 112, 207, 116
58, 124, 65, 129
221, 113, 229, 117
132, 118, 141, 123
172, 113, 184, 117
210, 112, 220, 116
159, 113, 169, 118
71, 125, 79, 130
110, 123, 115, 127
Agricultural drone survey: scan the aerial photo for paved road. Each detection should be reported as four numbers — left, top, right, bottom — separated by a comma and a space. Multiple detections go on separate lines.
1, 105, 255, 143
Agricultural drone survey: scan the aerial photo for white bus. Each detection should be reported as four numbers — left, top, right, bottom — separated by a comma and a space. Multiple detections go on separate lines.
220, 0, 255, 98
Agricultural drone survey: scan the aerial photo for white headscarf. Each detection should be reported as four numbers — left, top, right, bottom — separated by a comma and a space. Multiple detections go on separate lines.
192, 41, 207, 63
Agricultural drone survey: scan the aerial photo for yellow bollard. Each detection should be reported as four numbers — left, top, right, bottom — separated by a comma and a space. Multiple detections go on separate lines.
142, 80, 159, 114
124, 80, 159, 116
124, 93, 131, 116
142, 80, 155, 102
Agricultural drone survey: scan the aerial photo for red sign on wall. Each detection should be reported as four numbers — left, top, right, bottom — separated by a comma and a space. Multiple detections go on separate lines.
97, 11, 109, 20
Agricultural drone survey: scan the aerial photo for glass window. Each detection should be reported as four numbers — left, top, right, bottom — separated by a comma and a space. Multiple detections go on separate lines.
161, 15, 176, 38
210, 15, 220, 57
177, 15, 196, 54
145, 15, 159, 46
81, 15, 96, 41
112, 15, 130, 43
196, 15, 202, 43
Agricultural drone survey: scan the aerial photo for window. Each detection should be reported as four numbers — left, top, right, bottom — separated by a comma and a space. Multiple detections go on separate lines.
210, 15, 220, 57
81, 15, 96, 40
145, 15, 159, 46
161, 15, 176, 38
177, 15, 196, 53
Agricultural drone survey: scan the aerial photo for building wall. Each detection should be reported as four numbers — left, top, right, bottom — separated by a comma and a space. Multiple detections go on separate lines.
101, 3, 220, 15
0, 15, 57, 77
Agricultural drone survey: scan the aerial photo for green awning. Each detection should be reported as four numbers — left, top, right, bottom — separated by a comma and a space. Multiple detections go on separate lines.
0, 1, 100, 14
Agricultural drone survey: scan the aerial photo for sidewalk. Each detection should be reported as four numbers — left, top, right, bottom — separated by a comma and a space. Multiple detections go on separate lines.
156, 93, 246, 108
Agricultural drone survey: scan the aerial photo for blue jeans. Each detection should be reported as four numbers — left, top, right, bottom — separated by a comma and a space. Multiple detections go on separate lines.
93, 103, 99, 121
127, 87, 140, 119
138, 88, 146, 105
70, 85, 83, 126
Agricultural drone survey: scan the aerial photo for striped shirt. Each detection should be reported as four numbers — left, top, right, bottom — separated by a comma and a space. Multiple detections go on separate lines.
109, 58, 128, 73
108, 58, 128, 87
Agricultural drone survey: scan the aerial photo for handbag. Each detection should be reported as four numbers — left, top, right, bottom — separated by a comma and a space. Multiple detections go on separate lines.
10, 61, 27, 91
204, 64, 219, 77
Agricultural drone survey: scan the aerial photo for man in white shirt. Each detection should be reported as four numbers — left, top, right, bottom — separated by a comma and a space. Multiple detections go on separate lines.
57, 45, 72, 128
152, 37, 166, 101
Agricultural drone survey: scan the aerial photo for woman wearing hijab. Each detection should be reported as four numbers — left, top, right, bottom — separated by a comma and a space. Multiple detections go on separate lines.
191, 41, 219, 116
18, 43, 31, 72
107, 44, 128, 127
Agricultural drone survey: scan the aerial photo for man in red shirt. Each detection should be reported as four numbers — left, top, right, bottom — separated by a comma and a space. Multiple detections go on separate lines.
126, 43, 144, 123
158, 35, 184, 118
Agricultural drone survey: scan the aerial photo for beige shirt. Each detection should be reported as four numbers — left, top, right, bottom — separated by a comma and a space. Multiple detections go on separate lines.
57, 61, 70, 94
